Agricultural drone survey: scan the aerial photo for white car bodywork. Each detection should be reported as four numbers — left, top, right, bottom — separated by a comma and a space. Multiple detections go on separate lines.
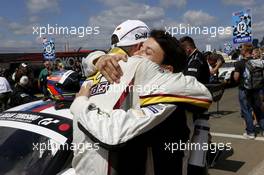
218, 60, 237, 81
4, 100, 75, 175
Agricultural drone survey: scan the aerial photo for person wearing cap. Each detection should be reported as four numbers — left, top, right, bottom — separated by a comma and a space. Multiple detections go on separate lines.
74, 21, 152, 175
9, 76, 36, 107
84, 25, 211, 174
82, 20, 149, 82
72, 28, 212, 175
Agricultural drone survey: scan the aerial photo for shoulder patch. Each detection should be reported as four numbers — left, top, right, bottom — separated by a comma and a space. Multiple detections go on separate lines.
20, 93, 29, 98
145, 104, 165, 114
188, 68, 198, 72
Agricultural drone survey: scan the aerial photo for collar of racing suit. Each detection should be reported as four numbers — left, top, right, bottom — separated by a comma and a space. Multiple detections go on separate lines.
108, 47, 128, 56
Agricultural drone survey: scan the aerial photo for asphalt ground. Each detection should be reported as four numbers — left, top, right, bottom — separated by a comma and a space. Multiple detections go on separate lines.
208, 87, 264, 175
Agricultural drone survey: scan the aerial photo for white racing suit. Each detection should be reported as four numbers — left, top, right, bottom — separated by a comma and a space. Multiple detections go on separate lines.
71, 49, 212, 175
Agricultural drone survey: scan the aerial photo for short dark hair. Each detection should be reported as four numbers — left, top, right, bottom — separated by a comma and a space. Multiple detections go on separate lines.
179, 36, 196, 49
150, 30, 187, 73
203, 51, 212, 58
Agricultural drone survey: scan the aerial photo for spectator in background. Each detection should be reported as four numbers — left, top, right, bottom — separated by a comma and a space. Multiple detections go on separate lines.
0, 69, 12, 111
14, 63, 34, 90
209, 53, 225, 78
38, 60, 52, 101
231, 49, 240, 60
246, 47, 264, 137
260, 48, 264, 101
252, 48, 261, 59
204, 52, 225, 83
233, 43, 255, 139
11, 68, 18, 86
179, 36, 210, 84
9, 76, 36, 107
54, 60, 60, 71
179, 36, 210, 175
260, 47, 264, 59
73, 60, 83, 78
3, 68, 14, 88
57, 62, 65, 72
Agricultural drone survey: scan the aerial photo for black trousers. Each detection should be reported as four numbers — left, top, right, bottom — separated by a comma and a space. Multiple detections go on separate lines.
152, 138, 184, 175
147, 108, 189, 175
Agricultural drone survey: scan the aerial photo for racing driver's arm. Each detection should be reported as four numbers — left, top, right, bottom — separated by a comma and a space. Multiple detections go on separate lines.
83, 50, 127, 84
71, 94, 177, 149
71, 57, 212, 148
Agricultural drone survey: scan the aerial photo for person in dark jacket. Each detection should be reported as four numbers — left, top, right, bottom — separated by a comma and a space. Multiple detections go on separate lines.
9, 76, 36, 107
180, 36, 210, 84
14, 63, 34, 90
180, 36, 211, 175
38, 61, 52, 100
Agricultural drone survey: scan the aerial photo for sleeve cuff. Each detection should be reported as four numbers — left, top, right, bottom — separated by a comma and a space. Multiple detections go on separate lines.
82, 50, 106, 76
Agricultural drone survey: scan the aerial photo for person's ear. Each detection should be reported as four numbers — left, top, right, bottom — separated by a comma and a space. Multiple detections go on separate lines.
135, 43, 143, 51
130, 43, 143, 56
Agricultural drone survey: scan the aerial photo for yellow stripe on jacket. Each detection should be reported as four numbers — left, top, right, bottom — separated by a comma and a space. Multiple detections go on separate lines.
140, 94, 212, 109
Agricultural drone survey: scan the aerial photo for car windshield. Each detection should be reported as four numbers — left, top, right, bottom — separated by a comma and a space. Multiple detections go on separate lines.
0, 127, 62, 175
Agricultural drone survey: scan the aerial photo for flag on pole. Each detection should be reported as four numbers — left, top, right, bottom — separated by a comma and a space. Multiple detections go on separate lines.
223, 42, 232, 54
232, 9, 252, 44
43, 38, 56, 60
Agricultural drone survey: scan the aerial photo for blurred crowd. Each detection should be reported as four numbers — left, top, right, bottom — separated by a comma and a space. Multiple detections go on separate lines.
0, 38, 263, 142
0, 46, 263, 113
232, 44, 264, 139
0, 27, 263, 175
0, 59, 82, 111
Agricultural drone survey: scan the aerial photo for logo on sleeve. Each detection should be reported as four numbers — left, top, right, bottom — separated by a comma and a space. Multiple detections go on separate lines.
89, 73, 110, 96
146, 104, 165, 114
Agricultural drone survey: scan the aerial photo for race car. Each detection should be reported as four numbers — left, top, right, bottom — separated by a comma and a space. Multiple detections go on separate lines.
0, 70, 80, 175
218, 60, 237, 87
0, 100, 75, 175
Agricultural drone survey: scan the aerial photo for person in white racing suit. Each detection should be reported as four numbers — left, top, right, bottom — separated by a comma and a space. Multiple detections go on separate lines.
71, 58, 212, 175
70, 27, 212, 175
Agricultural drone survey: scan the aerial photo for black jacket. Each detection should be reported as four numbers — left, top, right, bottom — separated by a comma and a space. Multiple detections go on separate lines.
184, 49, 210, 84
9, 84, 36, 107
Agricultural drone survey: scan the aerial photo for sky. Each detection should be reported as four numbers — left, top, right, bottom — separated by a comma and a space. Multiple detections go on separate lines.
0, 0, 263, 53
